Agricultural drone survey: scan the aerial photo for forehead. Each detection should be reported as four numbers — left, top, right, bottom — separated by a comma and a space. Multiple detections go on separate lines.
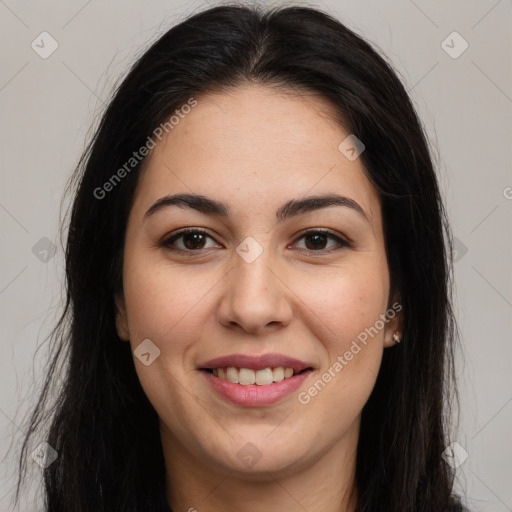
133, 83, 381, 225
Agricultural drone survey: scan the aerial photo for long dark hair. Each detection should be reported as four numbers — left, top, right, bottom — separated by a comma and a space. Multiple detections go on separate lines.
16, 4, 465, 511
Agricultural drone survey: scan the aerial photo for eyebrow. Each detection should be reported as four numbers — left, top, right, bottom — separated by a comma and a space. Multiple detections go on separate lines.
144, 193, 370, 223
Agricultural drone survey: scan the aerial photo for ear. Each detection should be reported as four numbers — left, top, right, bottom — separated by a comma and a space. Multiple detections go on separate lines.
383, 291, 404, 348
114, 293, 130, 341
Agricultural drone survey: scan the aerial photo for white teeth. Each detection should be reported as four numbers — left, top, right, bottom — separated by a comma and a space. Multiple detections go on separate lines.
255, 368, 273, 386
211, 366, 300, 385
226, 367, 239, 383
239, 368, 256, 385
273, 367, 284, 382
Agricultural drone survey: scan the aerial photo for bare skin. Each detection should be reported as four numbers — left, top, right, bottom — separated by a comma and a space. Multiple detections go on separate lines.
115, 83, 402, 512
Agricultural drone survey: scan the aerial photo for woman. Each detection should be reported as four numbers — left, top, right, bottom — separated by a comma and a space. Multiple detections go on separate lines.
17, 4, 467, 511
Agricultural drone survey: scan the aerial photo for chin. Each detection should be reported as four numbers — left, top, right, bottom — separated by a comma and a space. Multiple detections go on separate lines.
204, 436, 315, 479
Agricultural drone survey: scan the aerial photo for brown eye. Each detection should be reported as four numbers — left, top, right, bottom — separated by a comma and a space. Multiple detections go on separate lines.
181, 232, 207, 250
304, 232, 328, 250
293, 230, 350, 252
161, 229, 220, 252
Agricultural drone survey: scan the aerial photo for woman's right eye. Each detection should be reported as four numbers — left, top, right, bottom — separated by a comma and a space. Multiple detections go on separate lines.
160, 229, 222, 252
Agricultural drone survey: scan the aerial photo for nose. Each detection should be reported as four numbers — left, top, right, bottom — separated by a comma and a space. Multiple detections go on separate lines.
217, 246, 293, 335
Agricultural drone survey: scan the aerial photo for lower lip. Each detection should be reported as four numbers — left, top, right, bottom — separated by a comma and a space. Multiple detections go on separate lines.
201, 369, 313, 407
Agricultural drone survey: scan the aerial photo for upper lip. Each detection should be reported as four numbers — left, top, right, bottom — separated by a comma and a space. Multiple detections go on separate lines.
199, 353, 314, 373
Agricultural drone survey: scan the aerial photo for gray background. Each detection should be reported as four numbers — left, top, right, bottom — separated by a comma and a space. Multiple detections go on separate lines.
0, 0, 511, 510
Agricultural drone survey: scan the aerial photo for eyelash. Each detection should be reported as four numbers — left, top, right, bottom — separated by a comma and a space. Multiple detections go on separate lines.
160, 228, 351, 254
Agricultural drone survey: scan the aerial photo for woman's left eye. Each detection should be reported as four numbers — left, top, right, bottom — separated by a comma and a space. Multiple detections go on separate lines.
292, 230, 350, 252
160, 229, 349, 253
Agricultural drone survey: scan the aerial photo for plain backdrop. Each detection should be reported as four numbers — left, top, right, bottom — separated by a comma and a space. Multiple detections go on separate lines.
0, 1, 511, 511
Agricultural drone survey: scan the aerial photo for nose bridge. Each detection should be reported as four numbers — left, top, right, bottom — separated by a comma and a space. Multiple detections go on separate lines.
218, 237, 292, 332
235, 248, 273, 295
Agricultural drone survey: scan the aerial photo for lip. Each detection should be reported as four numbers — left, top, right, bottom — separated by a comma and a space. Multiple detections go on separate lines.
198, 353, 315, 407
199, 353, 313, 373
201, 368, 314, 407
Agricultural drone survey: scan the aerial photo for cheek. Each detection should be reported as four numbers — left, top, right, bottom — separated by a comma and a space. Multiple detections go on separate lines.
120, 255, 213, 416
293, 260, 389, 346
121, 252, 223, 368
292, 262, 387, 410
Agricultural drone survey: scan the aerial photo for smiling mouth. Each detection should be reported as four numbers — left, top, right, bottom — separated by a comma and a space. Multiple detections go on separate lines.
201, 366, 313, 386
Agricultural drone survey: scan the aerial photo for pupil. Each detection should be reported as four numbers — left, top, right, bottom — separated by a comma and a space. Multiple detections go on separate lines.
184, 233, 205, 250
306, 233, 327, 250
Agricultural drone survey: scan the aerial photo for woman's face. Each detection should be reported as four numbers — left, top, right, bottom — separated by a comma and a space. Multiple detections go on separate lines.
115, 83, 401, 478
